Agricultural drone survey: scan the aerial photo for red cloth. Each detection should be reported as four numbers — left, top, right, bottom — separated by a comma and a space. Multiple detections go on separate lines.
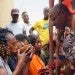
28, 54, 45, 75
63, 0, 75, 14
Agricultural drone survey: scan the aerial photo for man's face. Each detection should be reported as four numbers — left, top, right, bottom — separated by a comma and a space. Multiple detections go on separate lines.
43, 8, 49, 19
11, 14, 19, 22
50, 9, 66, 30
22, 13, 29, 23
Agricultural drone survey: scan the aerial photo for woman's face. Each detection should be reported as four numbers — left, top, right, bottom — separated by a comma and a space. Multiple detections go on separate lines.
0, 33, 19, 57
34, 37, 42, 50
7, 33, 20, 55
19, 39, 30, 53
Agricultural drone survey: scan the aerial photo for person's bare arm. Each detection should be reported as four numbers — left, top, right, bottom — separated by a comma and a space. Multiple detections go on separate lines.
13, 45, 34, 75
12, 61, 26, 75
0, 66, 23, 75
21, 62, 30, 75
23, 31, 26, 35
29, 27, 35, 34
0, 46, 34, 75
22, 46, 35, 75
12, 49, 29, 75
0, 67, 8, 75
0, 53, 27, 75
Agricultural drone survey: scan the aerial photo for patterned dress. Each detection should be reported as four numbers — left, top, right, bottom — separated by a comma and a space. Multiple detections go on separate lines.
63, 32, 75, 60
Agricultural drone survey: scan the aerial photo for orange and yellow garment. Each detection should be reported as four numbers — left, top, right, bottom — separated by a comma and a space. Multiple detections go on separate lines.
28, 54, 45, 75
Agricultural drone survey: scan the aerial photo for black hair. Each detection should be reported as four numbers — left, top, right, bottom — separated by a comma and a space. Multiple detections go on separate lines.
0, 28, 13, 58
0, 28, 13, 45
50, 4, 72, 29
28, 34, 38, 46
22, 11, 27, 16
43, 7, 49, 12
15, 34, 30, 43
50, 4, 71, 14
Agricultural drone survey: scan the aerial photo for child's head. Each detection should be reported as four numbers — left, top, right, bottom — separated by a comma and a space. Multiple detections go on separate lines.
15, 34, 30, 53
28, 34, 42, 50
15, 34, 30, 43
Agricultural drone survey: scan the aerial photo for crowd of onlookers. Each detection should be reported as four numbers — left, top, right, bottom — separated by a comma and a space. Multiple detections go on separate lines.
0, 3, 75, 75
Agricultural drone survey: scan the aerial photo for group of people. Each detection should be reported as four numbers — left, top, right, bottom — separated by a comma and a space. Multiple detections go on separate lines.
49, 3, 75, 75
0, 6, 50, 75
0, 2, 75, 75
5, 9, 31, 36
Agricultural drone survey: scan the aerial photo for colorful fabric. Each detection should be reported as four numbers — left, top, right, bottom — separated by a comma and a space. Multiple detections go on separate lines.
33, 20, 49, 46
63, 32, 75, 60
63, 0, 75, 14
28, 54, 45, 75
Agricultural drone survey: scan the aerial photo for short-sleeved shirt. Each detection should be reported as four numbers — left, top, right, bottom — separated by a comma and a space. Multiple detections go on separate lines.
0, 57, 12, 75
5, 22, 26, 36
33, 20, 49, 46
